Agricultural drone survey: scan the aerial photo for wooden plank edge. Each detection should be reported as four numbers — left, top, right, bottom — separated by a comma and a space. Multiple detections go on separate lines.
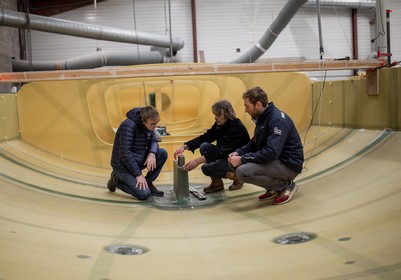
0, 60, 383, 83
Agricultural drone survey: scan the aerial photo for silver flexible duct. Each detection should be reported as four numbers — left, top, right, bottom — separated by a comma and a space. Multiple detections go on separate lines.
305, 0, 375, 9
230, 0, 376, 64
230, 0, 309, 63
0, 8, 184, 51
12, 50, 167, 72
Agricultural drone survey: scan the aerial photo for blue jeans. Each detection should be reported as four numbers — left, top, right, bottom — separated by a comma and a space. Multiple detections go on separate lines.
199, 143, 230, 178
114, 148, 168, 200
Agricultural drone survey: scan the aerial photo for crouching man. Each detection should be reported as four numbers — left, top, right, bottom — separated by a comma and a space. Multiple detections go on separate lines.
228, 87, 304, 205
174, 100, 250, 193
107, 106, 167, 200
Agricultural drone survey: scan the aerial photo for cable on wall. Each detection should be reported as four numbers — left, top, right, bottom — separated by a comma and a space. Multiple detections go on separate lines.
167, 0, 173, 62
164, 0, 169, 35
316, 0, 324, 59
22, 0, 33, 71
299, 0, 329, 174
132, 0, 141, 61
371, 0, 385, 44
333, 7, 352, 55
301, 70, 327, 173
93, 0, 100, 51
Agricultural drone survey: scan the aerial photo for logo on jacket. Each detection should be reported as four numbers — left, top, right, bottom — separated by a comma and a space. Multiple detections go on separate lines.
274, 127, 282, 136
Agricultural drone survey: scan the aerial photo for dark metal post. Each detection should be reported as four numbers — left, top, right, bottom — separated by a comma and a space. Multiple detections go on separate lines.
386, 10, 392, 65
173, 155, 189, 203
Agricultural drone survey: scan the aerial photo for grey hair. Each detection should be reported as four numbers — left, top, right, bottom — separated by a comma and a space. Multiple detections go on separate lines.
212, 99, 236, 120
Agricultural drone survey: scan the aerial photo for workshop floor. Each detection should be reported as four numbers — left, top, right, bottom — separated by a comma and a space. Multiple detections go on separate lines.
1, 126, 400, 280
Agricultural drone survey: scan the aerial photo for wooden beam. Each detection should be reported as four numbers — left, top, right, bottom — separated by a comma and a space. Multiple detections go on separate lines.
0, 60, 383, 83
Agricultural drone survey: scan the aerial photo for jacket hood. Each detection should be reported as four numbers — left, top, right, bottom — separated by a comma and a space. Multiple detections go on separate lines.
126, 107, 142, 123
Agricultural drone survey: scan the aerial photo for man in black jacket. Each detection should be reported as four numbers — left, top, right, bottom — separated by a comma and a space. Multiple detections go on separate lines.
174, 100, 250, 193
107, 106, 167, 200
228, 87, 304, 205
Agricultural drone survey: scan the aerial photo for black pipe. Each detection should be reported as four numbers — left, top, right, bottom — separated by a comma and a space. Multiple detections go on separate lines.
191, 0, 198, 63
317, 0, 324, 60
352, 9, 358, 76
386, 9, 392, 65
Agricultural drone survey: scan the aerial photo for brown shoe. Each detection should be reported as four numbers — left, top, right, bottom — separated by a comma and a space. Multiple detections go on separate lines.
203, 177, 224, 193
225, 171, 236, 180
225, 172, 244, 191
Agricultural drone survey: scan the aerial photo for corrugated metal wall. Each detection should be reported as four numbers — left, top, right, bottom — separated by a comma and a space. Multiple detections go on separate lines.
195, 1, 372, 62
29, 0, 399, 66
30, 0, 193, 62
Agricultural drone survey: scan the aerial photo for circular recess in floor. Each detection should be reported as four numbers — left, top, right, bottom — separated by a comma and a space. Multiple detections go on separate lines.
273, 232, 317, 245
104, 244, 149, 255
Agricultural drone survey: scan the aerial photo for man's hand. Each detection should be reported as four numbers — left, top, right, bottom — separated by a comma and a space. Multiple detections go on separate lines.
135, 174, 148, 190
182, 157, 205, 172
174, 145, 186, 160
182, 160, 198, 171
228, 155, 242, 168
228, 151, 238, 158
145, 153, 156, 171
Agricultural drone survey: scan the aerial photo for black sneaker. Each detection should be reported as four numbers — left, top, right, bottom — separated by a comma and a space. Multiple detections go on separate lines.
107, 172, 118, 192
149, 184, 164, 197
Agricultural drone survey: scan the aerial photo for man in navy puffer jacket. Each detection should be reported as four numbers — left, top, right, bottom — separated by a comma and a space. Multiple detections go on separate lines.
228, 87, 304, 205
107, 106, 167, 200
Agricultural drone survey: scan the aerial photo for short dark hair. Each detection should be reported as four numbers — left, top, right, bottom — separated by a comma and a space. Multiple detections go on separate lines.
140, 106, 159, 122
242, 86, 269, 107
212, 99, 236, 120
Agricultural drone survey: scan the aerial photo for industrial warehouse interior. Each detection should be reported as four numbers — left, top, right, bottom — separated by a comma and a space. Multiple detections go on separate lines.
0, 0, 400, 279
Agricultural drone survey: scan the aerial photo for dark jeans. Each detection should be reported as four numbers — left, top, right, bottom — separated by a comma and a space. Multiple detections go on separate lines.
114, 148, 168, 200
199, 142, 230, 178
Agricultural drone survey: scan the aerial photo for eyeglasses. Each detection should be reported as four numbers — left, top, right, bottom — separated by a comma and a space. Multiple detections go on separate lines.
144, 120, 160, 127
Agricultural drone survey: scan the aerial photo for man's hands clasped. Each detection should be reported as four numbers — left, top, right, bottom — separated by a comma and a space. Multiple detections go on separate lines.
228, 151, 242, 168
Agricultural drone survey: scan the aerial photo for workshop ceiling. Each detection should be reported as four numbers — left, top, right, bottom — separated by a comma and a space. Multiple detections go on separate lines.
19, 0, 106, 16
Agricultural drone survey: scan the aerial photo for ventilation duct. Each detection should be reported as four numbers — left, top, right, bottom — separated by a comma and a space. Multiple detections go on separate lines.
12, 49, 169, 72
0, 8, 184, 52
305, 0, 375, 10
231, 0, 309, 63
230, 0, 376, 64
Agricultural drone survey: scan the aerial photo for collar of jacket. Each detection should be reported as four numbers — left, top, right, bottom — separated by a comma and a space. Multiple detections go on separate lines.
216, 118, 234, 129
253, 102, 274, 124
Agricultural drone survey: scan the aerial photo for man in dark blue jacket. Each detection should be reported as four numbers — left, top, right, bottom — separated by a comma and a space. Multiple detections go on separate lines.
107, 106, 167, 200
174, 100, 250, 193
228, 87, 304, 205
